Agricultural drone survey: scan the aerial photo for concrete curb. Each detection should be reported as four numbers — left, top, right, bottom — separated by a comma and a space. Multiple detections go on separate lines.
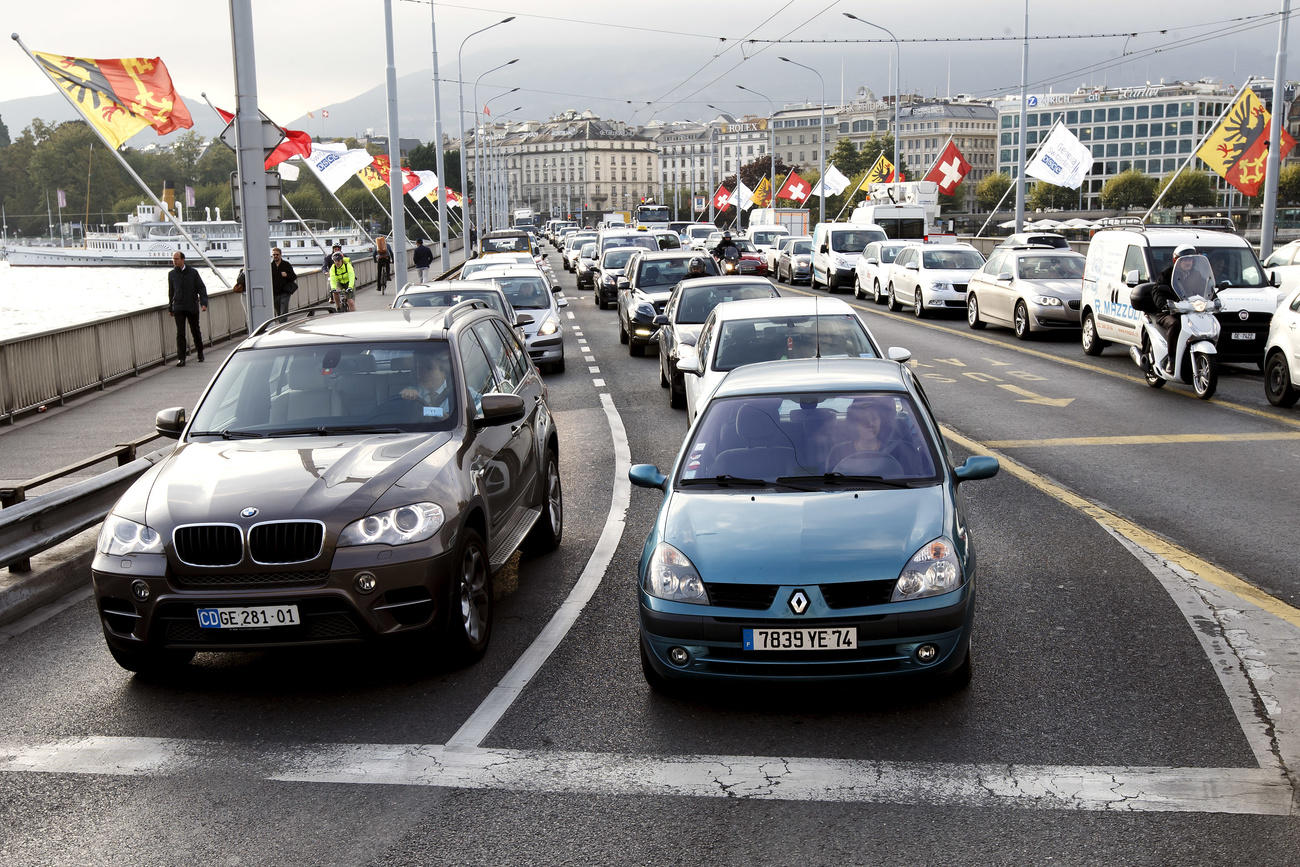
0, 527, 97, 629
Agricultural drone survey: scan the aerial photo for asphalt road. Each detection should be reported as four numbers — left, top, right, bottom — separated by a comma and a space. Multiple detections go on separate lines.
0, 245, 1297, 865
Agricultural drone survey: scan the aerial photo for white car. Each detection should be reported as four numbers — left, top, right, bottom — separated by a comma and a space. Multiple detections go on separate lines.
1263, 239, 1300, 295
463, 252, 557, 290
1264, 286, 1300, 406
563, 232, 597, 271
675, 296, 906, 425
885, 243, 985, 318
747, 224, 791, 269
685, 224, 717, 251
855, 240, 915, 304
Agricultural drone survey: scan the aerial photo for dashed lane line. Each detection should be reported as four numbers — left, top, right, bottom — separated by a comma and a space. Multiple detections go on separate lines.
592, 378, 606, 388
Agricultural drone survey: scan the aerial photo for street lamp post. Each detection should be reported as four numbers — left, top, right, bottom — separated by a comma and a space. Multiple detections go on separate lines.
483, 89, 519, 229
473, 59, 517, 234
779, 57, 825, 227
708, 103, 742, 227
843, 13, 900, 200
737, 84, 776, 217
492, 106, 523, 227
457, 16, 514, 252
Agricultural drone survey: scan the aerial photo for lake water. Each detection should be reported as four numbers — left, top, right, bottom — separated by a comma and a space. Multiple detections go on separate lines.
0, 261, 242, 341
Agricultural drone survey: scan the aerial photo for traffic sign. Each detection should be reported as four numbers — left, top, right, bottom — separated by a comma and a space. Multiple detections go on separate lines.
218, 110, 286, 159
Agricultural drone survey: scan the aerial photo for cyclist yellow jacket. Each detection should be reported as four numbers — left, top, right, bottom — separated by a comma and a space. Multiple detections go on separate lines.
328, 258, 356, 289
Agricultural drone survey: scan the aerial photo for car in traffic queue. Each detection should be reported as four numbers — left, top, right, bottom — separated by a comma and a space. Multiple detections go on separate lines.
618, 250, 720, 356
774, 236, 813, 285
390, 281, 526, 330
686, 224, 718, 251
747, 224, 791, 267
966, 247, 1087, 339
93, 303, 563, 676
562, 231, 597, 271
1262, 239, 1300, 295
461, 265, 568, 373
463, 251, 558, 290
1263, 285, 1300, 407
653, 229, 683, 250
885, 243, 986, 318
575, 242, 600, 290
629, 358, 998, 692
676, 296, 907, 425
479, 228, 536, 257
594, 245, 642, 310
995, 232, 1070, 251
654, 276, 781, 410
712, 237, 768, 276
810, 223, 887, 293
854, 240, 914, 303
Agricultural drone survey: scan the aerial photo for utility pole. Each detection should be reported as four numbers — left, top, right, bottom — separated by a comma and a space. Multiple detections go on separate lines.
229, 0, 273, 331
1014, 0, 1029, 232
429, 3, 450, 264
383, 0, 407, 281
1261, 0, 1292, 259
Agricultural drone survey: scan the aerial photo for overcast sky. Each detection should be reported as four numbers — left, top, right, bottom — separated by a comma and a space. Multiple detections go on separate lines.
0, 0, 1290, 133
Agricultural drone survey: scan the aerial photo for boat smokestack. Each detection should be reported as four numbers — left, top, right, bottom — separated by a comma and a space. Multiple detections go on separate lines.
162, 181, 175, 215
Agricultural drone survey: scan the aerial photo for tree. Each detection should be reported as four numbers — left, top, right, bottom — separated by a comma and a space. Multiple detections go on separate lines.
0, 115, 9, 148
1100, 169, 1158, 210
170, 131, 206, 185
976, 172, 1012, 211
1028, 181, 1079, 211
1280, 163, 1300, 206
1157, 171, 1216, 213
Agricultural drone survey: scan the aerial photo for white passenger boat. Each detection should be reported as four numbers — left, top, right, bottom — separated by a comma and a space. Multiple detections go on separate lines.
4, 204, 371, 268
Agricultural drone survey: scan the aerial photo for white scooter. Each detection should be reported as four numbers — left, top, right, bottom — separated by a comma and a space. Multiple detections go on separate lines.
1127, 253, 1221, 400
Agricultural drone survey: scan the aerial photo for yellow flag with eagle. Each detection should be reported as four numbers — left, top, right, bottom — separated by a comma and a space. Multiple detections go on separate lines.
1196, 87, 1296, 196
750, 176, 771, 208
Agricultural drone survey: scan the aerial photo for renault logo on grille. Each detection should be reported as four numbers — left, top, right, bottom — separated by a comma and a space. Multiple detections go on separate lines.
788, 589, 809, 615
240, 507, 259, 518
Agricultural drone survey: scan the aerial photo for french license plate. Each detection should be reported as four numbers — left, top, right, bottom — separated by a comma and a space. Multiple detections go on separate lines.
197, 605, 300, 629
1231, 332, 1254, 340
743, 627, 857, 651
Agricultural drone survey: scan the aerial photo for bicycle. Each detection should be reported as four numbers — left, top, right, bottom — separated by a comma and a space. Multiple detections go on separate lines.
376, 258, 391, 295
329, 286, 355, 312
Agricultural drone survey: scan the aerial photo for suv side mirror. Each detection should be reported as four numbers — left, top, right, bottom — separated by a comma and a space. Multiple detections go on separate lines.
1124, 269, 1142, 287
865, 257, 879, 265
677, 346, 703, 375
1270, 271, 1280, 287
476, 393, 525, 427
156, 406, 187, 439
820, 244, 829, 254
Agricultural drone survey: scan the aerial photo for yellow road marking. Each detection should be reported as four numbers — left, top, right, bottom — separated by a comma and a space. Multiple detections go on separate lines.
997, 384, 1075, 407
780, 283, 1300, 431
940, 424, 1300, 628
986, 431, 1300, 448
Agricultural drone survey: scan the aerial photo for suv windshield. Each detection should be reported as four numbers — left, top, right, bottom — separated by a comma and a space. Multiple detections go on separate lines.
922, 249, 984, 270
1017, 255, 1084, 279
713, 315, 879, 371
189, 342, 458, 435
751, 230, 787, 247
1149, 245, 1266, 287
830, 230, 884, 253
679, 393, 938, 485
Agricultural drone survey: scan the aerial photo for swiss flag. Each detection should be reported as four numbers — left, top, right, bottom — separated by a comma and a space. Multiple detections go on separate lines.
214, 106, 313, 170
778, 171, 811, 203
924, 141, 972, 195
713, 183, 733, 212
400, 168, 420, 195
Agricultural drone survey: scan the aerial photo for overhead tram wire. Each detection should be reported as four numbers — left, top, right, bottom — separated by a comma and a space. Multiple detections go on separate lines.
648, 1, 794, 107
400, 0, 723, 41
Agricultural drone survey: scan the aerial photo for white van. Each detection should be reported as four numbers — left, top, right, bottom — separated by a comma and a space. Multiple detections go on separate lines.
810, 222, 887, 292
746, 224, 791, 263
1080, 223, 1281, 365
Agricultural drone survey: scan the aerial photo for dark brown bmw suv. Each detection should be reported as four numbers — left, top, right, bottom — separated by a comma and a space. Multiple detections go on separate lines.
92, 302, 562, 675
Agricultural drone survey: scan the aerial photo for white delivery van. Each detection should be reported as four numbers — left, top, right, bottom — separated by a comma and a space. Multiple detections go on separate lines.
746, 224, 791, 264
811, 222, 887, 292
1079, 222, 1282, 365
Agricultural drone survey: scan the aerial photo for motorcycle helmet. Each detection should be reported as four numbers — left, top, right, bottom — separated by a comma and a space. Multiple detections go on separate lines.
1173, 244, 1197, 259
687, 256, 707, 277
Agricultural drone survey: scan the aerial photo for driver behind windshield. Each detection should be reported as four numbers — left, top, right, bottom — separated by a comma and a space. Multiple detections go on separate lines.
400, 353, 452, 418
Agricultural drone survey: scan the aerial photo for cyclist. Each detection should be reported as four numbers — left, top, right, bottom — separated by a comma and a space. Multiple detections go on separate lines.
373, 244, 393, 295
328, 252, 357, 311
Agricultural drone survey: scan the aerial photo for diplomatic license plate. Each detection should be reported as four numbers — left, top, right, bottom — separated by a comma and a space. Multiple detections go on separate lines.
743, 627, 857, 651
1231, 332, 1255, 340
197, 605, 300, 629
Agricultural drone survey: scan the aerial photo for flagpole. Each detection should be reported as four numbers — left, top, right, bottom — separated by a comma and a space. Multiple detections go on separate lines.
977, 116, 1064, 237
1143, 76, 1255, 222
925, 135, 955, 180
1261, 2, 1291, 258
12, 34, 232, 287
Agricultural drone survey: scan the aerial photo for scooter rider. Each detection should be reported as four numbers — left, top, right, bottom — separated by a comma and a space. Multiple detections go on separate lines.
1153, 244, 1198, 373
711, 231, 738, 260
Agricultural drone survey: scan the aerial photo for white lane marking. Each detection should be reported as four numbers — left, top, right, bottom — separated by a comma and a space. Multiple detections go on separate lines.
592, 378, 606, 388
2, 737, 1289, 814
566, 312, 575, 319
588, 366, 600, 374
445, 391, 630, 749
584, 355, 595, 362
0, 586, 92, 645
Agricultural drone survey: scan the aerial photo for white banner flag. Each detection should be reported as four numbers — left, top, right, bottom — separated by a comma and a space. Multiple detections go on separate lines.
408, 170, 439, 201
1025, 124, 1094, 189
301, 146, 375, 194
276, 161, 299, 182
810, 164, 850, 197
733, 179, 755, 211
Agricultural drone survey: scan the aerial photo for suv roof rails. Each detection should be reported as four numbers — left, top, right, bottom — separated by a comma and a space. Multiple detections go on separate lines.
441, 298, 491, 328
1092, 216, 1238, 235
250, 304, 338, 337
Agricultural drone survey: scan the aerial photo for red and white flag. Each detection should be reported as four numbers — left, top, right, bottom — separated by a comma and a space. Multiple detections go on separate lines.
214, 105, 312, 170
482, 104, 491, 116
713, 183, 732, 211
924, 140, 972, 195
777, 170, 811, 203
321, 109, 329, 119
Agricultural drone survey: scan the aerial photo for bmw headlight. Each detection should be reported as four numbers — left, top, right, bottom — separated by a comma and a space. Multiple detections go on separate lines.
1033, 295, 1064, 307
98, 515, 163, 556
338, 502, 445, 547
892, 537, 963, 601
538, 316, 560, 336
644, 542, 707, 604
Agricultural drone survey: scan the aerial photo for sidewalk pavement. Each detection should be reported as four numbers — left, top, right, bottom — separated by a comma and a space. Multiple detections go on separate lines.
0, 251, 465, 628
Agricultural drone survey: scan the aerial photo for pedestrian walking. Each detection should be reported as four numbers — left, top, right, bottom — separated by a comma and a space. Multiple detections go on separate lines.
413, 237, 434, 283
168, 251, 208, 366
270, 247, 298, 316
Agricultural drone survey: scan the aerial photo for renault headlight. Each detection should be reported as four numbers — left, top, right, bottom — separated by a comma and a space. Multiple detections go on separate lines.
1033, 295, 1064, 307
644, 542, 708, 604
98, 515, 163, 556
892, 537, 963, 601
338, 502, 444, 547
538, 316, 560, 336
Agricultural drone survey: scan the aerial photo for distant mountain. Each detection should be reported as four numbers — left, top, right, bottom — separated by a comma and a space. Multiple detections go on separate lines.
0, 91, 231, 142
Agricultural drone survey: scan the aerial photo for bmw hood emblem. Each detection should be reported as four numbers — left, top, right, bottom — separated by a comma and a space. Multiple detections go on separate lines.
788, 589, 809, 615
240, 507, 259, 518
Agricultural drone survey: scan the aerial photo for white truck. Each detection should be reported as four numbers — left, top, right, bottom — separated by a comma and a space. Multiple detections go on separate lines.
512, 207, 537, 229
748, 208, 810, 238
849, 181, 941, 240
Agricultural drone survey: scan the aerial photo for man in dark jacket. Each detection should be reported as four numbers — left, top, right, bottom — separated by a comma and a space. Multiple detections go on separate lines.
270, 247, 298, 316
413, 238, 434, 283
168, 251, 208, 366
320, 240, 335, 274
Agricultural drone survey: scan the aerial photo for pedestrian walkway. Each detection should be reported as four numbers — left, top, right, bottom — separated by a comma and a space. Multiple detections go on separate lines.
0, 251, 465, 491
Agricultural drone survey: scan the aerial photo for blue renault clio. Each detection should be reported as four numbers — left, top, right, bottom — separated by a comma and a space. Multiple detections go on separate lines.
629, 358, 999, 692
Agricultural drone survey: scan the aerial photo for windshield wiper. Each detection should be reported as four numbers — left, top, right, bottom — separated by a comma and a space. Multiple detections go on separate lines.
188, 429, 267, 439
264, 425, 405, 437
778, 473, 918, 490
679, 474, 768, 487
